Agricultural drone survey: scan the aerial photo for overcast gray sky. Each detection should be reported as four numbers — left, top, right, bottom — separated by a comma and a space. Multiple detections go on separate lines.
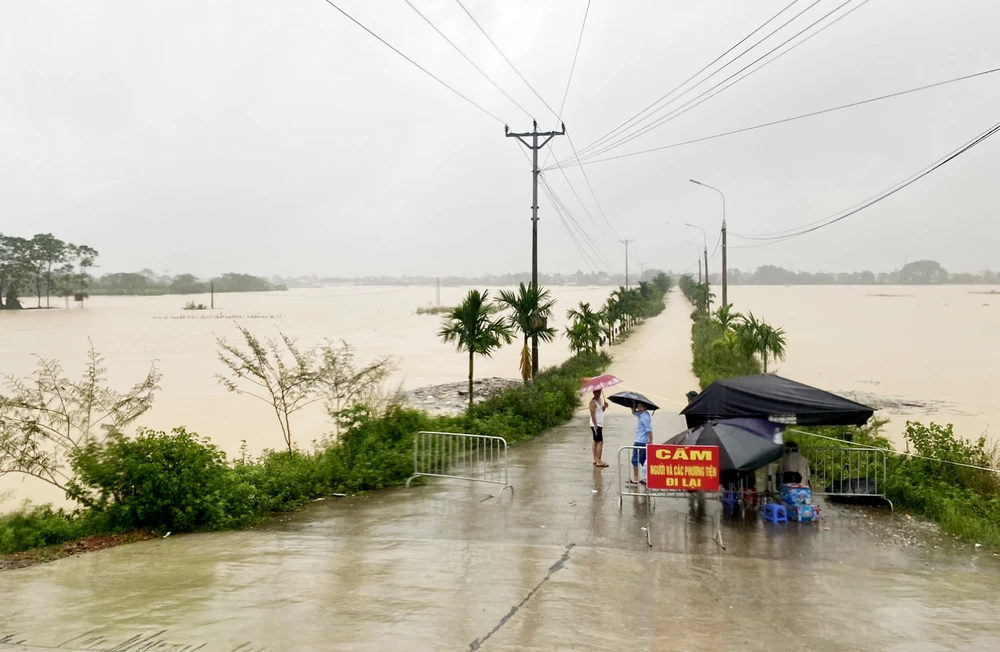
1, 0, 997, 278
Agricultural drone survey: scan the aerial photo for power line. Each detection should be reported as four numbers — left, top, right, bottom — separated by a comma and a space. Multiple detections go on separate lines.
541, 173, 612, 264
571, 0, 806, 159
402, 0, 533, 119
453, 0, 560, 120
576, 0, 870, 163
543, 67, 1000, 170
556, 0, 591, 120
540, 177, 610, 273
542, 0, 593, 170
318, 0, 505, 123
729, 119, 1000, 246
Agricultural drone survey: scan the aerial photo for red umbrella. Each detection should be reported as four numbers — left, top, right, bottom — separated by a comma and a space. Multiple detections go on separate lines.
580, 374, 623, 394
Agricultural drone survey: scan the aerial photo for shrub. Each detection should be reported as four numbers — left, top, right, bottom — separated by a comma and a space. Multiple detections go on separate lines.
67, 427, 229, 533
223, 447, 331, 524
0, 505, 93, 555
324, 404, 431, 493
690, 319, 760, 388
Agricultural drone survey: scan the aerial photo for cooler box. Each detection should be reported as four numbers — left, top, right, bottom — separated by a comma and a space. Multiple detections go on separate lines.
787, 503, 816, 522
780, 483, 812, 505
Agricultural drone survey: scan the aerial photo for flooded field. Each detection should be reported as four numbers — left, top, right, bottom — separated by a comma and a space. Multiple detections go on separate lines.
0, 285, 615, 506
1, 284, 996, 507
727, 285, 999, 447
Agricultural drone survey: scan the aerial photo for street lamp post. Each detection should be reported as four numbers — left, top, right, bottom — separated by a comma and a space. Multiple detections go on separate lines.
685, 241, 702, 283
690, 179, 727, 307
684, 222, 710, 305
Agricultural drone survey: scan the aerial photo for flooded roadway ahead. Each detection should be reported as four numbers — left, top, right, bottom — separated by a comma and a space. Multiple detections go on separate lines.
1, 411, 999, 652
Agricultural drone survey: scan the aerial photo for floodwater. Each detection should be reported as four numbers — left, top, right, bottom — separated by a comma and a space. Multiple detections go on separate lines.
1, 284, 997, 507
0, 285, 615, 507
1, 298, 998, 650
727, 285, 1000, 447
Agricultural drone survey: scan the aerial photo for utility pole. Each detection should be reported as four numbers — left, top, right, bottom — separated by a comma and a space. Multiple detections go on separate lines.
697, 257, 702, 284
620, 239, 634, 288
506, 120, 566, 375
721, 220, 728, 308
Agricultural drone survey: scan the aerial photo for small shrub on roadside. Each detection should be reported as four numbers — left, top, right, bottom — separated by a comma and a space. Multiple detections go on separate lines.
325, 404, 429, 493
67, 427, 229, 533
0, 505, 94, 555
224, 447, 331, 524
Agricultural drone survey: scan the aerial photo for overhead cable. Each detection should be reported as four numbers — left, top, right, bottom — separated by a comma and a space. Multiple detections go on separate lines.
319, 0, 505, 123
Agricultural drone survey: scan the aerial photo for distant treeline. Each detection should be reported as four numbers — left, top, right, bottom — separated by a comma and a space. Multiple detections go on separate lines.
0, 232, 98, 310
272, 269, 667, 289
91, 272, 287, 296
725, 261, 997, 286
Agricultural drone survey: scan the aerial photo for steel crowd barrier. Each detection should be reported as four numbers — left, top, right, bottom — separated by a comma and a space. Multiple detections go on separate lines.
405, 431, 514, 502
798, 446, 893, 510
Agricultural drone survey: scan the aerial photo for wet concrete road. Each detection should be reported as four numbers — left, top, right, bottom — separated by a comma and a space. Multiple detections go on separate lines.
3, 299, 1000, 651
2, 415, 999, 651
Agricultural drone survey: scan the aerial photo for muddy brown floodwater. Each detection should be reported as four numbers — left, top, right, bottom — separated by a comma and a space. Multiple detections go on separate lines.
2, 296, 998, 651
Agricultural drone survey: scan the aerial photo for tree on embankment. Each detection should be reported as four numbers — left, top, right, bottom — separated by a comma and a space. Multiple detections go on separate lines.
439, 290, 513, 408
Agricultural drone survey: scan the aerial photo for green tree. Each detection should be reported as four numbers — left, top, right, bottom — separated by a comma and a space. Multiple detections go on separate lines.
216, 326, 321, 454
712, 303, 741, 331
27, 233, 68, 308
0, 345, 160, 491
495, 283, 557, 382
439, 290, 513, 408
566, 302, 602, 354
758, 322, 788, 373
599, 296, 620, 345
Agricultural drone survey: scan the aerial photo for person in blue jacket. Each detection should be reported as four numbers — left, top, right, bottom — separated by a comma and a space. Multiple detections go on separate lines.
628, 401, 653, 485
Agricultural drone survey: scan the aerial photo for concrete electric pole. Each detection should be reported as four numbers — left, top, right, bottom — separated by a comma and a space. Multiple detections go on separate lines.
506, 120, 565, 374
620, 239, 634, 288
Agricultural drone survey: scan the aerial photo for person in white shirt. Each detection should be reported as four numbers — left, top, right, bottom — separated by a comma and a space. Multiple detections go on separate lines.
781, 442, 811, 487
589, 389, 609, 468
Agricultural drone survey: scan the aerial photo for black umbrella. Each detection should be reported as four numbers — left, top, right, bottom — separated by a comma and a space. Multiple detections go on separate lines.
664, 418, 784, 472
608, 391, 660, 411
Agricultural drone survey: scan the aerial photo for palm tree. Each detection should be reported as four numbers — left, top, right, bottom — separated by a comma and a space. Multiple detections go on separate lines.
495, 282, 557, 382
566, 302, 602, 354
712, 304, 741, 332
440, 290, 513, 407
599, 297, 619, 345
758, 323, 787, 373
734, 311, 762, 360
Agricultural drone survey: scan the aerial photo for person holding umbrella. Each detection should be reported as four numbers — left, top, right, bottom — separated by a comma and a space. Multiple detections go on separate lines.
630, 402, 653, 485
589, 389, 609, 468
581, 374, 622, 469
607, 391, 661, 485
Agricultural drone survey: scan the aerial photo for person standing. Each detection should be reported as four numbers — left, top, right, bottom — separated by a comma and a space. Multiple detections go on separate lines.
589, 389, 609, 468
629, 402, 653, 484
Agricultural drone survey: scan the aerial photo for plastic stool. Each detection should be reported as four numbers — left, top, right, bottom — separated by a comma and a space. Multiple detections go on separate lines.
762, 503, 788, 523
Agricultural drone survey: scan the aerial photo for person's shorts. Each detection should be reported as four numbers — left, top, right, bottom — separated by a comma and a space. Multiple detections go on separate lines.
631, 445, 647, 467
591, 426, 603, 442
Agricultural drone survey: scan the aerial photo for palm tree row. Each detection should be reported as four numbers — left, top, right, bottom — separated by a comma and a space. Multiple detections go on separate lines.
439, 275, 672, 407
711, 304, 788, 373
566, 274, 673, 354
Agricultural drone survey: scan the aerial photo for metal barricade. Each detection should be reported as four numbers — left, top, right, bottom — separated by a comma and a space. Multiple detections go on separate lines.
405, 431, 513, 501
616, 445, 725, 549
798, 446, 893, 510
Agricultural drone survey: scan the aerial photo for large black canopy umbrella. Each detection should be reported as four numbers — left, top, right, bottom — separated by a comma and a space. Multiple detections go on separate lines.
608, 391, 660, 411
665, 418, 784, 473
681, 375, 874, 429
